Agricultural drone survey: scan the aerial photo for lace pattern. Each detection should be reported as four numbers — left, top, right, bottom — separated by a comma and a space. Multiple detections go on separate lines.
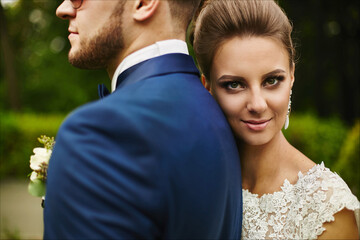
242, 162, 360, 239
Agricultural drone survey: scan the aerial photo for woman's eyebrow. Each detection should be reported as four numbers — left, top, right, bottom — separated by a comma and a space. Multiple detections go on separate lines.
262, 69, 286, 78
217, 75, 245, 82
217, 69, 286, 82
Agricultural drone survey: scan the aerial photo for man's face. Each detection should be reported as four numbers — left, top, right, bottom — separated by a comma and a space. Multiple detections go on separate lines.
56, 0, 125, 69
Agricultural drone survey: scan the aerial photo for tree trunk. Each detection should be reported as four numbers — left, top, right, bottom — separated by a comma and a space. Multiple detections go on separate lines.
0, 3, 21, 111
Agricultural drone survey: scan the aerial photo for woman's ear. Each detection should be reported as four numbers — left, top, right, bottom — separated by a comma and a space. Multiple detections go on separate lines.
132, 0, 160, 22
201, 74, 212, 93
290, 62, 295, 88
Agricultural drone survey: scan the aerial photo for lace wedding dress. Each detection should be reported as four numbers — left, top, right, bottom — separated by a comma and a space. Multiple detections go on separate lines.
241, 162, 360, 239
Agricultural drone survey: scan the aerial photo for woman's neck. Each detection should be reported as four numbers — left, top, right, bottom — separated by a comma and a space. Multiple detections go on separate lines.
238, 132, 294, 195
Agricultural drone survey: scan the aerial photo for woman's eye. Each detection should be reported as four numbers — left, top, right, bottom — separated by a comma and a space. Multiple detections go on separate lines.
264, 76, 284, 87
229, 82, 240, 88
224, 81, 244, 90
267, 78, 278, 85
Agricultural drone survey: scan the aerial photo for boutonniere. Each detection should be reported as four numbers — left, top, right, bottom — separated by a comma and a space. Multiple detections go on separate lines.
28, 135, 55, 200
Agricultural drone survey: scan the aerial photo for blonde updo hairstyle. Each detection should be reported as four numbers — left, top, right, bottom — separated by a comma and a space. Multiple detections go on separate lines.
193, 0, 295, 81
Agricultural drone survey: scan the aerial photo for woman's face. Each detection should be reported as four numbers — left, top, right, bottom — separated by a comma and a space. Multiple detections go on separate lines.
208, 36, 294, 146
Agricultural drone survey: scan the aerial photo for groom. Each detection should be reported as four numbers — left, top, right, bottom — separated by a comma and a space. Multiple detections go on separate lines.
44, 0, 242, 239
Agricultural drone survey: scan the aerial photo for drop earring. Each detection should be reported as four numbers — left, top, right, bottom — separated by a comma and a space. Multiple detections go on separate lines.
284, 90, 292, 130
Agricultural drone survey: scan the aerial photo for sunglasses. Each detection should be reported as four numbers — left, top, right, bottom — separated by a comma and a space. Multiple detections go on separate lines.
69, 0, 83, 9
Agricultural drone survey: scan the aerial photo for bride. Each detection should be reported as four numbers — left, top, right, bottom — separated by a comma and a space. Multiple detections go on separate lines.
193, 0, 359, 239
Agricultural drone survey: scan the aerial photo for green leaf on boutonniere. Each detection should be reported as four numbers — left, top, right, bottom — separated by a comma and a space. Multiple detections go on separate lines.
38, 135, 55, 150
28, 180, 46, 197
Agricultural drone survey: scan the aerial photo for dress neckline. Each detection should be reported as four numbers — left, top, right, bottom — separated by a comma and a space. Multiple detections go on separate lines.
242, 162, 323, 199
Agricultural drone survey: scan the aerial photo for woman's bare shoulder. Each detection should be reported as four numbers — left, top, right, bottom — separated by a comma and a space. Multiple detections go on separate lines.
318, 208, 359, 239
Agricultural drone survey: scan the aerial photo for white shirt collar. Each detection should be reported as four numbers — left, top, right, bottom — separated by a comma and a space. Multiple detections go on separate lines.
111, 39, 189, 92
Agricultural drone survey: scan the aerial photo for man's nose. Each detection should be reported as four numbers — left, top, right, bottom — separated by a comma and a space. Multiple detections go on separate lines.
246, 90, 267, 114
56, 0, 76, 20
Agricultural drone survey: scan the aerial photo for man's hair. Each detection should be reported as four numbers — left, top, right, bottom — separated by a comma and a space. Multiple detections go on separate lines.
168, 0, 202, 29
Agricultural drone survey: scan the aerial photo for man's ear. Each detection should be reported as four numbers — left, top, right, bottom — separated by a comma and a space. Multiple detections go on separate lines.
201, 74, 212, 94
132, 0, 160, 22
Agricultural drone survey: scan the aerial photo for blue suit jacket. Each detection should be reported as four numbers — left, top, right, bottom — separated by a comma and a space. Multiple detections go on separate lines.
44, 54, 242, 239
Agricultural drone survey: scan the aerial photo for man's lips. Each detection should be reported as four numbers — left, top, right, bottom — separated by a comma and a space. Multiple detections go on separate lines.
68, 31, 78, 40
241, 119, 272, 131
68, 29, 78, 36
68, 27, 78, 33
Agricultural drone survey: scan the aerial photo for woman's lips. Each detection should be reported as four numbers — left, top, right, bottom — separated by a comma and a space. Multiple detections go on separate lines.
242, 119, 272, 131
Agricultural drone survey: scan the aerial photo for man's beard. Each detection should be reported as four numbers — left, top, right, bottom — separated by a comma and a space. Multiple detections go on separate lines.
68, 2, 125, 69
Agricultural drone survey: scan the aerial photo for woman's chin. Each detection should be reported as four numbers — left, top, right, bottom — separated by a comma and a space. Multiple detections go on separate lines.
236, 132, 276, 147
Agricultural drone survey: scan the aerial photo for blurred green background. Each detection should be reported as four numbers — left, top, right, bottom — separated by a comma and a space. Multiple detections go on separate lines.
0, 0, 359, 222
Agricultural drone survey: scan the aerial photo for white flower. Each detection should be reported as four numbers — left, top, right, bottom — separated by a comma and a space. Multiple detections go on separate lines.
30, 147, 52, 171
30, 171, 38, 181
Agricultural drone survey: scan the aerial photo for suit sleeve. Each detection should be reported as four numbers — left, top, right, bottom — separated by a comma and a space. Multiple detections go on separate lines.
44, 104, 166, 239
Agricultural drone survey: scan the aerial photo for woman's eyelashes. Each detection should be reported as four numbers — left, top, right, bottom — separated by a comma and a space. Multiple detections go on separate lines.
262, 75, 285, 88
219, 75, 285, 91
221, 80, 246, 90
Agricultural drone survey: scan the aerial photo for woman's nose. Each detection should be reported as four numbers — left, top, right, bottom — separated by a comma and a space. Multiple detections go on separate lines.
246, 90, 267, 114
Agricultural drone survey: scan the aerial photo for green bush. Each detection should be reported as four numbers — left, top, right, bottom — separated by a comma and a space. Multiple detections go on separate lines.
333, 120, 360, 198
284, 113, 348, 167
0, 112, 65, 179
